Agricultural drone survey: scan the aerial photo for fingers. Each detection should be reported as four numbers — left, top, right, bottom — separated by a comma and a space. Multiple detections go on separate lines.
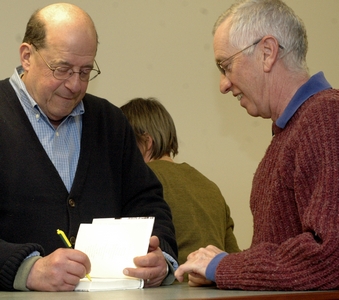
148, 236, 160, 252
123, 265, 165, 287
174, 262, 191, 282
71, 249, 92, 276
175, 262, 208, 286
26, 248, 91, 291
188, 273, 214, 287
175, 246, 223, 285
123, 245, 167, 287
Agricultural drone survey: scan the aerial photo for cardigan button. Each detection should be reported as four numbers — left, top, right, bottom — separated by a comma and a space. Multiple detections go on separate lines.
69, 236, 76, 246
68, 199, 76, 207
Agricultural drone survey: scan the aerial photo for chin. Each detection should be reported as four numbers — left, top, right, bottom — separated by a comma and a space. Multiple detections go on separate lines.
244, 107, 260, 117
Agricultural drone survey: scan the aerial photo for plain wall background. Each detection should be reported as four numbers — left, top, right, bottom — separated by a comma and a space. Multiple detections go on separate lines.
1, 1, 338, 251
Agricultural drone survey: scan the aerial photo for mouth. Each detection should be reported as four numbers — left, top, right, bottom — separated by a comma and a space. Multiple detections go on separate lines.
59, 95, 74, 101
56, 92, 79, 101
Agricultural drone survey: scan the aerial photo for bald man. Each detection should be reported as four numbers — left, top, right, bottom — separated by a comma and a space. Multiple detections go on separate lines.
0, 3, 177, 291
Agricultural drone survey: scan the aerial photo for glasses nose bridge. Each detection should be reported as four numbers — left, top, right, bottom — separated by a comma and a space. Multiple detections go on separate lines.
62, 69, 83, 83
63, 69, 85, 81
71, 70, 82, 77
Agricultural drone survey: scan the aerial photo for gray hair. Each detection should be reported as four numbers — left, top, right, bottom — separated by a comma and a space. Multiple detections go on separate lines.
213, 0, 308, 72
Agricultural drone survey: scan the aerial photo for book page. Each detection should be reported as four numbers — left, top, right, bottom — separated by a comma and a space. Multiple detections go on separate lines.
75, 217, 154, 278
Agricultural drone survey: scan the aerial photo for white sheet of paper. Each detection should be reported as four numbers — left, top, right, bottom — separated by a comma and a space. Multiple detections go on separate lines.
75, 217, 154, 278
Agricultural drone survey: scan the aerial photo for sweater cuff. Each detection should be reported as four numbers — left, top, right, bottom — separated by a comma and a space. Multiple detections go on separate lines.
13, 256, 42, 291
0, 243, 44, 291
206, 252, 228, 282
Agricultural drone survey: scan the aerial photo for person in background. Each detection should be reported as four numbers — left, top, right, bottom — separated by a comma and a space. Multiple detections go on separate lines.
120, 97, 240, 281
0, 3, 177, 291
175, 0, 339, 290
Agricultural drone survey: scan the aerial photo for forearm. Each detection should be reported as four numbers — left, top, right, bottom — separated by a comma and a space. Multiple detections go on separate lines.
215, 234, 339, 290
13, 256, 42, 291
0, 240, 44, 291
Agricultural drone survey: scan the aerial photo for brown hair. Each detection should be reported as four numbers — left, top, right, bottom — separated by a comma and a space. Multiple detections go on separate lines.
120, 97, 178, 160
22, 8, 46, 49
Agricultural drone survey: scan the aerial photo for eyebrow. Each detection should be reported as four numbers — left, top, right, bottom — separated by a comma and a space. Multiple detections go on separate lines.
49, 59, 94, 69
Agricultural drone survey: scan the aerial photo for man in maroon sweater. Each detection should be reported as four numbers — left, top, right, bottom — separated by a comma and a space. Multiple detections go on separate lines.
175, 0, 339, 290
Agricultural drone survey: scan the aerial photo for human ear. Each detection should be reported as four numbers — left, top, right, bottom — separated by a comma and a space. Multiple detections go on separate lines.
261, 36, 280, 72
19, 43, 33, 71
144, 134, 154, 152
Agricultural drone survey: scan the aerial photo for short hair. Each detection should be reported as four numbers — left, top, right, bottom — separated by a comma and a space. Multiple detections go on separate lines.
213, 0, 308, 73
120, 97, 179, 160
22, 8, 46, 49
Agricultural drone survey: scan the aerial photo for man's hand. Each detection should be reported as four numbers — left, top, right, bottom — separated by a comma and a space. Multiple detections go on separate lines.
26, 248, 91, 291
123, 236, 168, 287
175, 245, 223, 286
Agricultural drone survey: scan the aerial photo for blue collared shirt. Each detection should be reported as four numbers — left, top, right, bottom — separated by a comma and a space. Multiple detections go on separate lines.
276, 72, 332, 129
9, 67, 84, 192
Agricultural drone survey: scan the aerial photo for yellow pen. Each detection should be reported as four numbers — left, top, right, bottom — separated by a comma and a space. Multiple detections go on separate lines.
56, 229, 92, 281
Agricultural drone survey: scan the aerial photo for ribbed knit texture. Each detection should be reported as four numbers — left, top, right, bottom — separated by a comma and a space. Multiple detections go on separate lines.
0, 242, 44, 291
215, 89, 339, 290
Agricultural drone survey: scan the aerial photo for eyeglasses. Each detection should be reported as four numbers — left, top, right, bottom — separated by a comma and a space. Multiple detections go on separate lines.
216, 37, 284, 75
31, 43, 101, 82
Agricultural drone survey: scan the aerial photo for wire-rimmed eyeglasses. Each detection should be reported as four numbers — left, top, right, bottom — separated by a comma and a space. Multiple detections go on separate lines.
216, 37, 284, 75
31, 43, 101, 82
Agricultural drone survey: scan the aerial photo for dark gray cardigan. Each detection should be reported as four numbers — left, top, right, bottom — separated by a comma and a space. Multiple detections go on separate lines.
0, 79, 177, 290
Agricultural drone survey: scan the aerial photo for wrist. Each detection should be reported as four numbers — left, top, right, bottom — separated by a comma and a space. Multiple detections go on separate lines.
205, 252, 228, 282
14, 255, 41, 291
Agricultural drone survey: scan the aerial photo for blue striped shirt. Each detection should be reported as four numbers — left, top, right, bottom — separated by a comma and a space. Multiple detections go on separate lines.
9, 67, 84, 192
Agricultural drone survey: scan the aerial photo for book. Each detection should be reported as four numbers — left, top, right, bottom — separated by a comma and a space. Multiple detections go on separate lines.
75, 277, 143, 291
74, 217, 155, 291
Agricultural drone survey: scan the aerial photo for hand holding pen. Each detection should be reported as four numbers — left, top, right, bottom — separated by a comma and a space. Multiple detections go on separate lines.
57, 229, 92, 281
25, 235, 92, 291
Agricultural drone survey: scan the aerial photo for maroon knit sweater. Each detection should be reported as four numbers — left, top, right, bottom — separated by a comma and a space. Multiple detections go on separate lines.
215, 89, 339, 290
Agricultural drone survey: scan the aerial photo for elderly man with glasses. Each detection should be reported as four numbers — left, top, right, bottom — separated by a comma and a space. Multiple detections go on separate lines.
0, 3, 177, 292
175, 0, 339, 291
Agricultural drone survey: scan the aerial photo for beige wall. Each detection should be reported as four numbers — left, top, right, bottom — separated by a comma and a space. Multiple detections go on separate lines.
1, 1, 338, 250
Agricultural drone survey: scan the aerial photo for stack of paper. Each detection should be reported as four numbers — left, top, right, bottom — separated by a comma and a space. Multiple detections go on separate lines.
74, 217, 155, 292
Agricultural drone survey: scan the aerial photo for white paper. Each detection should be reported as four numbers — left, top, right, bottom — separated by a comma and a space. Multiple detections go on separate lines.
75, 217, 155, 278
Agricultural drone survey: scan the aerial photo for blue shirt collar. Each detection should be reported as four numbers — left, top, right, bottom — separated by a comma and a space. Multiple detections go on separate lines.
276, 72, 332, 129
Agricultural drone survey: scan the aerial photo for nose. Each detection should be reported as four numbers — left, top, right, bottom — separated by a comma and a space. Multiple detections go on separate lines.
64, 72, 83, 92
219, 74, 232, 94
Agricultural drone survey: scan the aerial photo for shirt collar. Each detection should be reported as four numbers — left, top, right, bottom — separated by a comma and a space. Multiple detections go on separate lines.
276, 72, 332, 129
9, 66, 85, 118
